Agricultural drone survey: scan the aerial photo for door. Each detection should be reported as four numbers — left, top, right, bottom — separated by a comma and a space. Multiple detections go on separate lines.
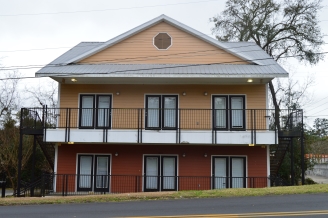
230, 157, 246, 188
80, 96, 94, 128
213, 96, 228, 129
212, 157, 228, 189
230, 97, 245, 129
144, 156, 160, 191
94, 155, 110, 192
77, 155, 93, 191
96, 95, 111, 128
161, 157, 177, 191
144, 156, 177, 192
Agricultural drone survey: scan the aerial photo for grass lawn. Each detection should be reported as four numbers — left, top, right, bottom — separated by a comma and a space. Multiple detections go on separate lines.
1, 184, 328, 206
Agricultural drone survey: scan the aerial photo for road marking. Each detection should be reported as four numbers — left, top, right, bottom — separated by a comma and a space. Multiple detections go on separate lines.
128, 210, 328, 217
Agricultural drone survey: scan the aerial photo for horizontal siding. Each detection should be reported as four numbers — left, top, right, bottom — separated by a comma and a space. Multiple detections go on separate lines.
79, 22, 248, 65
60, 84, 266, 109
57, 144, 267, 177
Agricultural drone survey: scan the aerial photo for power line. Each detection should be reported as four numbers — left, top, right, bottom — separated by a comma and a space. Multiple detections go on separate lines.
0, 0, 219, 17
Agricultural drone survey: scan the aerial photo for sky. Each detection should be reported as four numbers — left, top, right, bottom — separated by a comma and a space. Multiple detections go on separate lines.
1, 0, 328, 128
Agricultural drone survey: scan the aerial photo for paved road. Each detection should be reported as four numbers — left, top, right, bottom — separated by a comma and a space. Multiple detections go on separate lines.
1, 193, 328, 217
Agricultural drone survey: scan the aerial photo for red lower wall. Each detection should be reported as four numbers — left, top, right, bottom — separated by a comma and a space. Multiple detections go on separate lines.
55, 144, 268, 192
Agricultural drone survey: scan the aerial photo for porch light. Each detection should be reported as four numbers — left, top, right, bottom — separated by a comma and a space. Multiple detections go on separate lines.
115, 152, 119, 157
71, 78, 77, 82
204, 92, 208, 96
182, 92, 186, 96
116, 91, 120, 96
249, 144, 255, 146
204, 153, 207, 158
247, 79, 253, 83
182, 153, 186, 157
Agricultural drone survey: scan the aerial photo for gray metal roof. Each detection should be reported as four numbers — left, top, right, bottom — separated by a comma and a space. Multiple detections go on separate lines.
36, 15, 288, 79
36, 63, 287, 77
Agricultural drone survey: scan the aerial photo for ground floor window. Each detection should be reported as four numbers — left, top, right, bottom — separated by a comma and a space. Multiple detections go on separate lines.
212, 156, 246, 189
77, 154, 110, 192
144, 155, 177, 192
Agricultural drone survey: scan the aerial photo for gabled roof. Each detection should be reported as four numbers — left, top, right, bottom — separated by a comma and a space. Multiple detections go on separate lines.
63, 14, 262, 65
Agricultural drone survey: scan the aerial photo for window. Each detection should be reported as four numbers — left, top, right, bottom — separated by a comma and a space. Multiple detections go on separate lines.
79, 94, 111, 128
212, 95, 245, 130
144, 155, 177, 192
77, 155, 110, 192
154, 33, 172, 50
212, 156, 246, 189
145, 95, 178, 130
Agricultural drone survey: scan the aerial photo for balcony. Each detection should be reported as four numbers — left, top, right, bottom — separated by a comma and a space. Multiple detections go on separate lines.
21, 108, 303, 145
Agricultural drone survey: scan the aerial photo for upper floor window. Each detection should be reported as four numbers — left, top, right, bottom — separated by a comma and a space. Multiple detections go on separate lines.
213, 95, 245, 130
145, 95, 178, 130
154, 33, 172, 50
79, 94, 112, 128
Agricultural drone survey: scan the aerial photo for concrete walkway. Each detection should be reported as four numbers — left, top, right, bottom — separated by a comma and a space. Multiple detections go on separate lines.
306, 175, 328, 184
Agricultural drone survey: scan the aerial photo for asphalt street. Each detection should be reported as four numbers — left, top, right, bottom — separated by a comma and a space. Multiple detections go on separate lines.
0, 193, 328, 217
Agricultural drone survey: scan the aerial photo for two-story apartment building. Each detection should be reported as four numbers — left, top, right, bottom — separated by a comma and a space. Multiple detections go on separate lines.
19, 15, 303, 195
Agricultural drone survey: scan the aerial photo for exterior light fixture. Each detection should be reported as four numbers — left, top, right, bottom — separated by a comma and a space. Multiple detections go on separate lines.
204, 92, 208, 96
182, 92, 186, 96
182, 153, 186, 158
115, 152, 119, 157
204, 153, 207, 158
249, 144, 255, 146
71, 78, 77, 82
116, 91, 120, 96
247, 79, 253, 83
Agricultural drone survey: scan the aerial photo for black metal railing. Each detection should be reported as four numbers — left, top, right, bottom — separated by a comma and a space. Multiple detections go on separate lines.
20, 107, 303, 143
23, 174, 270, 197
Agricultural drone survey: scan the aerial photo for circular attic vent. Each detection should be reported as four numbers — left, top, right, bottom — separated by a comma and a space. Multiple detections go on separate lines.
154, 33, 172, 50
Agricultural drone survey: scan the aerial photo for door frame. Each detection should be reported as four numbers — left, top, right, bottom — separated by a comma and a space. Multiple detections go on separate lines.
143, 154, 178, 192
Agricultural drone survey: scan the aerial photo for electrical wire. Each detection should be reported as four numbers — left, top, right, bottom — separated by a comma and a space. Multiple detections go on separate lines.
0, 0, 219, 17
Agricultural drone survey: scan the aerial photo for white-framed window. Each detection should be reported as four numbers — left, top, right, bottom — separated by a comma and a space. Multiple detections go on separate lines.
212, 95, 245, 130
77, 154, 111, 192
79, 94, 112, 128
153, 33, 172, 50
212, 156, 246, 189
144, 155, 177, 192
145, 95, 178, 130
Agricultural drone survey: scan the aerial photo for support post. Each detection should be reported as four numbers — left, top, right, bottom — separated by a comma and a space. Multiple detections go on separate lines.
290, 138, 294, 186
30, 135, 37, 197
301, 110, 305, 185
17, 108, 24, 197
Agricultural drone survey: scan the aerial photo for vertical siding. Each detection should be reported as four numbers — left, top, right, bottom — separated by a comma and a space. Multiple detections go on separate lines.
79, 22, 248, 64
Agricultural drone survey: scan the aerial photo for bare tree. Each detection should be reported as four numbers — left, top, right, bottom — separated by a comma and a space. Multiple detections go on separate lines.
210, 0, 324, 129
25, 80, 58, 108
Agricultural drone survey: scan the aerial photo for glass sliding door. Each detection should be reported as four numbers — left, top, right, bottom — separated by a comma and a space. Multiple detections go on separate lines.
161, 157, 177, 190
212, 157, 228, 189
144, 156, 160, 191
77, 155, 93, 191
146, 96, 161, 128
213, 96, 228, 129
230, 157, 246, 188
96, 95, 111, 128
230, 97, 245, 129
80, 96, 94, 128
163, 96, 177, 129
94, 156, 110, 192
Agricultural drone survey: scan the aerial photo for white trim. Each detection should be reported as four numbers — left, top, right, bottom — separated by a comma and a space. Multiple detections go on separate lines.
267, 145, 271, 187
75, 153, 112, 192
53, 144, 58, 192
142, 154, 179, 192
210, 155, 248, 189
153, 32, 173, 50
